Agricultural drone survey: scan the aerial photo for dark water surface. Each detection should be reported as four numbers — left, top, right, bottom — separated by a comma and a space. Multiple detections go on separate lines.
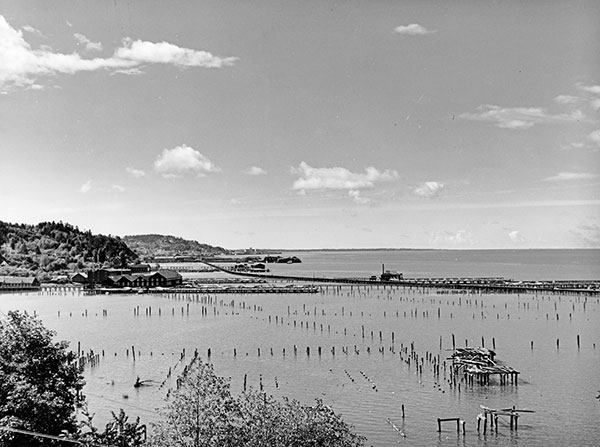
1, 249, 599, 446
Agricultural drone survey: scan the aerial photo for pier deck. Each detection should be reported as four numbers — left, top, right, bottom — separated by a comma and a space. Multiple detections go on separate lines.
199, 261, 600, 295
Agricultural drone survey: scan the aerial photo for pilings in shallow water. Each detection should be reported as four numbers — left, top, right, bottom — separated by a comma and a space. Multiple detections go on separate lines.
437, 417, 465, 435
49, 281, 596, 445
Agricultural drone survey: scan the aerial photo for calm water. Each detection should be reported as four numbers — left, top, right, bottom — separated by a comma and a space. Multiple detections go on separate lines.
1, 249, 599, 446
270, 248, 600, 281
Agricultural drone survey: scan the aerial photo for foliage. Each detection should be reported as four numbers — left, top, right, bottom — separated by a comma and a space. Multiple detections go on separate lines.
150, 361, 241, 447
0, 220, 138, 278
77, 405, 147, 447
123, 234, 228, 260
0, 311, 84, 447
149, 359, 365, 447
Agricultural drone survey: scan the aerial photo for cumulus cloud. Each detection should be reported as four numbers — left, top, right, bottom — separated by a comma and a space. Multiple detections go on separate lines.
115, 38, 237, 68
291, 161, 398, 192
126, 167, 146, 178
554, 94, 578, 104
588, 129, 600, 146
80, 180, 92, 194
22, 25, 42, 35
0, 16, 136, 89
575, 83, 600, 110
413, 181, 445, 198
79, 180, 126, 193
459, 104, 584, 129
348, 190, 370, 204
0, 15, 237, 91
542, 172, 598, 182
431, 230, 476, 247
577, 84, 600, 95
74, 33, 102, 52
244, 166, 267, 176
508, 230, 525, 242
154, 145, 220, 177
393, 24, 435, 35
111, 67, 145, 76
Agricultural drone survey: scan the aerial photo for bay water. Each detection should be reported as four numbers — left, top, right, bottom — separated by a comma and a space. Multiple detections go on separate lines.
1, 249, 599, 446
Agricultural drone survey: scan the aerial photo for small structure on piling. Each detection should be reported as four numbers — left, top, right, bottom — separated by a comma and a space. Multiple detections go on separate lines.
448, 347, 519, 385
478, 405, 534, 433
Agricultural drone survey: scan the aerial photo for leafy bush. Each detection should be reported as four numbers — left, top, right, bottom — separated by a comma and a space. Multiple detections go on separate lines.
149, 358, 365, 447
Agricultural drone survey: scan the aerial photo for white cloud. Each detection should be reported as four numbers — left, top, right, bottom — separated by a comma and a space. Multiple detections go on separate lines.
244, 166, 267, 176
111, 67, 144, 76
74, 33, 102, 52
413, 181, 445, 198
542, 172, 598, 182
80, 180, 92, 194
431, 230, 476, 247
22, 25, 42, 36
0, 16, 136, 90
588, 129, 600, 146
114, 38, 237, 68
459, 104, 584, 129
80, 180, 126, 193
554, 94, 578, 104
0, 15, 237, 91
577, 84, 600, 95
126, 167, 146, 178
291, 161, 398, 192
154, 145, 220, 177
393, 24, 435, 35
508, 230, 525, 242
572, 83, 600, 110
348, 190, 370, 204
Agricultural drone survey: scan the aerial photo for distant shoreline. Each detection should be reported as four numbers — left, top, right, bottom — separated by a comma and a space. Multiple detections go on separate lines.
274, 247, 599, 252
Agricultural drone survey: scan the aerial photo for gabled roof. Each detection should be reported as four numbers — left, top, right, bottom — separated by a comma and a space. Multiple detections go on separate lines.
154, 270, 182, 280
110, 275, 136, 283
0, 276, 38, 285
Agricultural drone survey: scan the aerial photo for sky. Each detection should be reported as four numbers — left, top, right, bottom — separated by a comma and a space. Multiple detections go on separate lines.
1, 0, 599, 249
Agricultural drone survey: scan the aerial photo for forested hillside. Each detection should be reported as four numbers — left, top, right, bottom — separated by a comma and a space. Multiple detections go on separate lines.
123, 234, 228, 260
0, 221, 137, 279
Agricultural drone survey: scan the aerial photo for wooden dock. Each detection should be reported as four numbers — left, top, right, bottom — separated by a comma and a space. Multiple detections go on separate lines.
198, 260, 600, 295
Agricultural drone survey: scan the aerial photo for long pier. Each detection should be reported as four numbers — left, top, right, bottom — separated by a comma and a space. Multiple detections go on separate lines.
199, 261, 600, 295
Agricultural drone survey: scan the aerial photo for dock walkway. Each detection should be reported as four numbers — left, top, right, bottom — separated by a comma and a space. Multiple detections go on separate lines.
199, 261, 600, 295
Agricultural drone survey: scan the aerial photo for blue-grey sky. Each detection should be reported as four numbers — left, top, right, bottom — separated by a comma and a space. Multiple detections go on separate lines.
1, 0, 599, 249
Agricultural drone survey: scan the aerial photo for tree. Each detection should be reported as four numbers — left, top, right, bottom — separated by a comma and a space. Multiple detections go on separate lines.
150, 361, 241, 447
149, 358, 365, 447
0, 311, 84, 446
235, 392, 366, 447
78, 406, 147, 447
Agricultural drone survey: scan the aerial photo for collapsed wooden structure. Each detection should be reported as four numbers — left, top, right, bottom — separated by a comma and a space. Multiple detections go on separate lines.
448, 347, 519, 386
478, 405, 534, 433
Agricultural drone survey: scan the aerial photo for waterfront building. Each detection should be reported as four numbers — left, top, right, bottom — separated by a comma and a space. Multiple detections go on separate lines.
0, 276, 40, 290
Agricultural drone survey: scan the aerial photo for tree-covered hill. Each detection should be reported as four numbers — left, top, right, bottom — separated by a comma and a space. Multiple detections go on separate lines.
123, 234, 228, 260
0, 220, 137, 279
